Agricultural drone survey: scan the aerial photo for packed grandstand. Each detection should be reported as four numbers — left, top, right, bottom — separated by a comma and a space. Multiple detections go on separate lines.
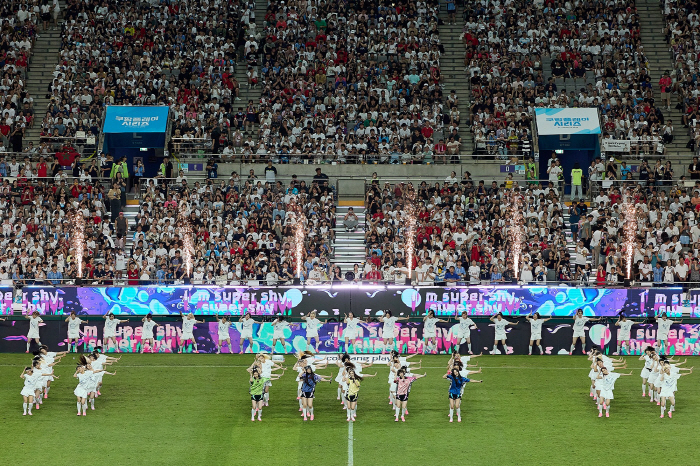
1, 0, 700, 287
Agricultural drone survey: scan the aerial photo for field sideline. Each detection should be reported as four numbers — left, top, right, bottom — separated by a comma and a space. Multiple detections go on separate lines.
1, 354, 698, 466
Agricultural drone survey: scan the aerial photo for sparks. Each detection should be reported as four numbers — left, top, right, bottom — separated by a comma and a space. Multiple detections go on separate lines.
621, 199, 638, 280
71, 210, 85, 278
290, 201, 306, 280
506, 192, 525, 280
178, 200, 194, 277
402, 183, 417, 283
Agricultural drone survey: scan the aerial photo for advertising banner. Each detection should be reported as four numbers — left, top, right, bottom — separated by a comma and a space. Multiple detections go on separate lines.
18, 286, 695, 318
535, 108, 601, 135
103, 105, 169, 132
0, 287, 12, 314
602, 139, 631, 152
2, 319, 699, 356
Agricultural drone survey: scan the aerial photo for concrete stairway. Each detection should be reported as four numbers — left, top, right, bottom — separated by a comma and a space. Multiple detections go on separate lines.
233, 1, 266, 146
438, 7, 474, 154
25, 20, 64, 148
332, 204, 366, 273
637, 0, 688, 156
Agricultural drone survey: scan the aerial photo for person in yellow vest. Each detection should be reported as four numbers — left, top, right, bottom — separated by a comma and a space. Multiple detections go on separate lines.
570, 162, 583, 201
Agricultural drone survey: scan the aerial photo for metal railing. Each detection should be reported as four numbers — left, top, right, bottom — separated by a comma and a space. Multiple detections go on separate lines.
4, 278, 700, 289
168, 151, 530, 164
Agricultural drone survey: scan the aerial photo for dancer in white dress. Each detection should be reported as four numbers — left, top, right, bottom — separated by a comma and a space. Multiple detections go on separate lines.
38, 345, 67, 399
73, 359, 115, 416
614, 314, 638, 355
90, 348, 120, 396
570, 309, 602, 355
654, 313, 682, 355
302, 310, 326, 353
639, 346, 655, 398
238, 312, 259, 354
489, 313, 518, 354
64, 312, 85, 353
20, 366, 53, 416
31, 356, 57, 409
525, 312, 552, 355
596, 367, 633, 418
379, 311, 409, 354
342, 312, 366, 353
455, 311, 476, 354
25, 311, 43, 353
140, 313, 160, 353
271, 315, 291, 354
103, 313, 128, 352
178, 312, 205, 353
422, 310, 449, 355
658, 360, 693, 418
216, 313, 233, 354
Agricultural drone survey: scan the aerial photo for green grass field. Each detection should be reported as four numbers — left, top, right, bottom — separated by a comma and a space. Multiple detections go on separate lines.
1, 354, 698, 466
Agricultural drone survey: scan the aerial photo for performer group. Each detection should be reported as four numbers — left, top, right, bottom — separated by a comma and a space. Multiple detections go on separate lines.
14, 309, 694, 420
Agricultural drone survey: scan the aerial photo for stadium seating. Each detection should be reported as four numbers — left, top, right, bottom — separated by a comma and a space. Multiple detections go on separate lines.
359, 174, 700, 286
247, 0, 447, 164
464, 0, 657, 158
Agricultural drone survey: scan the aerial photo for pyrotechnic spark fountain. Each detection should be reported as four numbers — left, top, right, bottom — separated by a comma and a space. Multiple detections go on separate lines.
402, 184, 417, 283
287, 201, 306, 280
506, 193, 525, 280
178, 201, 194, 277
71, 210, 85, 278
621, 200, 638, 280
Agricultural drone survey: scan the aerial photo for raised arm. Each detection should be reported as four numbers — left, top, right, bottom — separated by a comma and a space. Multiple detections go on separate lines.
396, 316, 410, 321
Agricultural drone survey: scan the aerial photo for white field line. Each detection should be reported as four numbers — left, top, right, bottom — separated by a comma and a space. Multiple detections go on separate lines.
348, 419, 354, 466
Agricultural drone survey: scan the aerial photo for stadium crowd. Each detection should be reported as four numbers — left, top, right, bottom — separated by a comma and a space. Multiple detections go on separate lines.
464, 0, 667, 158
663, 0, 700, 154
1, 0, 42, 154
0, 158, 336, 285
56, 0, 248, 154
358, 165, 700, 286
234, 0, 454, 163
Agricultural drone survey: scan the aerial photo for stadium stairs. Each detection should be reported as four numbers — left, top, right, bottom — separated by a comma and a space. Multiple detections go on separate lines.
24, 2, 66, 148
438, 5, 474, 154
234, 1, 266, 144
638, 0, 687, 156
333, 203, 367, 272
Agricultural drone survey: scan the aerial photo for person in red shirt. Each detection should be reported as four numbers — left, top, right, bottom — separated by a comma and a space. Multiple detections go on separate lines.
434, 139, 447, 162
365, 264, 383, 282
369, 251, 381, 268
36, 157, 48, 179
127, 263, 140, 285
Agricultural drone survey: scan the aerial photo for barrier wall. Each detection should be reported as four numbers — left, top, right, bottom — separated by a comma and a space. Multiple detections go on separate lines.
2, 320, 699, 356
15, 285, 699, 317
